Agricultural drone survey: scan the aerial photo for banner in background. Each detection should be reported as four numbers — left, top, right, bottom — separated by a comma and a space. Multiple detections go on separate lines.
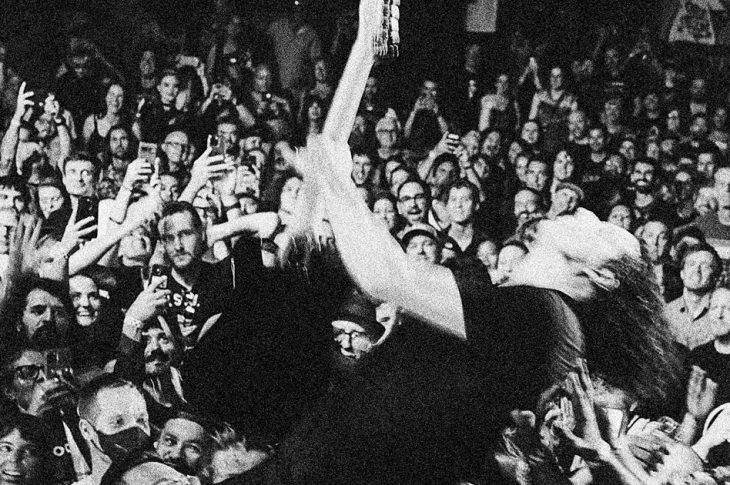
662, 0, 730, 45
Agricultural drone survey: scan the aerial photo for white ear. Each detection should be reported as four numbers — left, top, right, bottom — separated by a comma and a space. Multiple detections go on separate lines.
582, 266, 620, 292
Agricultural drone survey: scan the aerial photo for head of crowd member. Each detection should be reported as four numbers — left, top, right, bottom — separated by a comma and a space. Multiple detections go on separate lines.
603, 98, 622, 125
689, 114, 710, 142
67, 48, 92, 79
549, 183, 583, 217
606, 203, 633, 232
520, 120, 540, 148
496, 240, 527, 284
77, 376, 150, 472
253, 63, 273, 94
480, 130, 502, 159
331, 292, 384, 364
386, 163, 408, 193
104, 83, 125, 116
397, 178, 430, 226
552, 149, 575, 183
429, 154, 459, 197
714, 167, 730, 222
107, 125, 134, 164
159, 173, 181, 204
678, 243, 722, 298
446, 180, 479, 227
375, 116, 400, 151
513, 188, 545, 227
710, 286, 730, 340
476, 239, 499, 272
618, 137, 637, 162
0, 176, 28, 214
363, 75, 378, 103
513, 152, 530, 185
638, 218, 671, 265
161, 131, 191, 170
351, 151, 374, 188
36, 178, 66, 220
69, 273, 102, 328
401, 223, 441, 264
696, 150, 718, 184
371, 192, 398, 233
507, 141, 523, 165
604, 153, 627, 178
419, 78, 439, 101
5, 276, 73, 350
155, 412, 212, 476
158, 202, 206, 275
0, 413, 51, 485
276, 172, 302, 223
548, 66, 565, 91
567, 110, 587, 141
157, 69, 181, 106
198, 424, 269, 484
525, 158, 550, 193
461, 131, 481, 159
142, 320, 178, 378
629, 158, 657, 195
62, 152, 97, 199
666, 107, 682, 133
118, 225, 154, 268
588, 126, 606, 155
216, 118, 240, 155
689, 76, 707, 103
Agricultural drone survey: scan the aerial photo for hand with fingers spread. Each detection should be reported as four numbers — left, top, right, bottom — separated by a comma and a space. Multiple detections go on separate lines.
7, 215, 42, 278
122, 193, 163, 232
60, 215, 97, 253
25, 376, 78, 419
13, 81, 35, 121
127, 277, 171, 324
686, 365, 717, 421
189, 147, 228, 191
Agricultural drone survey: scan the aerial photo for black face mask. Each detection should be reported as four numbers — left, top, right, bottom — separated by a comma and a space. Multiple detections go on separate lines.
96, 426, 150, 462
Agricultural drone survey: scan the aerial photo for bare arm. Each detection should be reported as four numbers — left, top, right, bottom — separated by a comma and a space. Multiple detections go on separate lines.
0, 82, 33, 174
207, 212, 280, 245
310, 137, 466, 338
321, 2, 376, 144
528, 92, 542, 121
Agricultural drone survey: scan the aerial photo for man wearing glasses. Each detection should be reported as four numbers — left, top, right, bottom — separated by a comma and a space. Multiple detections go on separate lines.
395, 179, 432, 239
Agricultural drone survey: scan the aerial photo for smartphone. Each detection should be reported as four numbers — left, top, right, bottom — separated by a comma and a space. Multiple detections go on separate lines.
44, 348, 73, 380
208, 134, 226, 157
138, 142, 158, 165
76, 197, 97, 240
148, 264, 170, 289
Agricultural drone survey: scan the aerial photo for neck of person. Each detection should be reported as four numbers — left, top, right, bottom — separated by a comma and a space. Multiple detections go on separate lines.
88, 446, 112, 483
634, 191, 654, 207
378, 146, 397, 158
103, 111, 120, 124
715, 333, 730, 353
718, 208, 730, 226
683, 288, 709, 312
448, 220, 474, 242
172, 260, 202, 290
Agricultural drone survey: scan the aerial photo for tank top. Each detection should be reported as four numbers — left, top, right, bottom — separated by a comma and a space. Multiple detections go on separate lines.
86, 116, 107, 158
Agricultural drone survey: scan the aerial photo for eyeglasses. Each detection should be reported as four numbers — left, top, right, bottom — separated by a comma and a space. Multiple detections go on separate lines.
398, 193, 427, 204
13, 365, 44, 382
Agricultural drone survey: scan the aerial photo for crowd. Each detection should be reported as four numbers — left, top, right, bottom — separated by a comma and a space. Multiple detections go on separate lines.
1, 0, 730, 483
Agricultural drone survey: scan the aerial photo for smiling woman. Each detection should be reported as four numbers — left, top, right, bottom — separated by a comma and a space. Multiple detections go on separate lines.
0, 414, 51, 485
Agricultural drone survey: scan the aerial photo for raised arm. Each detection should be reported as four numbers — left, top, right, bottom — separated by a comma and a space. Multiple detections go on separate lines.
321, 0, 378, 143
309, 137, 466, 338
0, 82, 33, 175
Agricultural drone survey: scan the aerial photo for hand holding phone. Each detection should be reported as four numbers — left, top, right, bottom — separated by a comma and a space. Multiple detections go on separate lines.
138, 142, 158, 165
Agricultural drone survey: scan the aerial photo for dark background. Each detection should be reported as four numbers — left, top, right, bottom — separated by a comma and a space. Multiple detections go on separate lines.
0, 0, 668, 91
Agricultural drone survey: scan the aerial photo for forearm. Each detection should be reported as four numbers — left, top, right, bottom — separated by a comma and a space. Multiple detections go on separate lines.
206, 212, 280, 244
478, 102, 491, 132
55, 123, 72, 159
417, 150, 438, 180
322, 31, 374, 142
69, 229, 129, 275
676, 412, 701, 445
0, 118, 21, 174
529, 94, 540, 120
403, 110, 417, 138
179, 180, 205, 203
107, 187, 133, 224
463, 168, 486, 202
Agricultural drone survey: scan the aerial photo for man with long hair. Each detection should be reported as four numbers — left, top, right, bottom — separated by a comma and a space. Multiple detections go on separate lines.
278, 0, 683, 482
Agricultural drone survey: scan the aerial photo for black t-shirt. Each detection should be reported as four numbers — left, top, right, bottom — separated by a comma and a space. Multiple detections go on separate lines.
688, 341, 730, 406
453, 265, 585, 414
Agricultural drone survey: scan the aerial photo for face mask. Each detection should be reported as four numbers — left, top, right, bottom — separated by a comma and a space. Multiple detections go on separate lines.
96, 426, 150, 462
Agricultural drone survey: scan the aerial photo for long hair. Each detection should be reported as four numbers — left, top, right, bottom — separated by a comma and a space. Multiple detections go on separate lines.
581, 248, 683, 415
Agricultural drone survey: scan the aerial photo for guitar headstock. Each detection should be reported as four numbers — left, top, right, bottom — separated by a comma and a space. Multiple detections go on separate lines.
372, 0, 400, 58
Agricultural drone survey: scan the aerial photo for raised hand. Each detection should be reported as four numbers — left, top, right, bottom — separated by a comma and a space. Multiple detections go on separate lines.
122, 158, 154, 191
126, 276, 170, 323
13, 81, 34, 120
686, 365, 717, 421
7, 214, 42, 277
61, 215, 97, 252
190, 146, 227, 188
